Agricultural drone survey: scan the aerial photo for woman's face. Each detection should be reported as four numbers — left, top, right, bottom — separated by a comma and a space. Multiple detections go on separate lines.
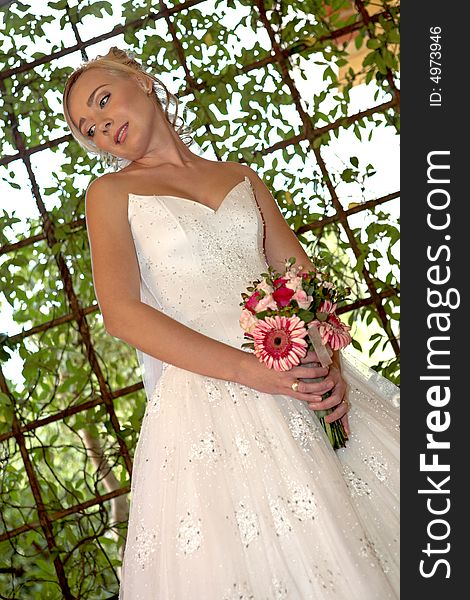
67, 68, 160, 162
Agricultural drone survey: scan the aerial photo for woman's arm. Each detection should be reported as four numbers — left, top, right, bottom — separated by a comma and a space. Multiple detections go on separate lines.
243, 165, 350, 429
85, 174, 331, 402
242, 165, 317, 275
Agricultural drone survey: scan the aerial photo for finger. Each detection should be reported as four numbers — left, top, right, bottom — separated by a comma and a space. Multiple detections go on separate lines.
303, 377, 336, 396
341, 412, 351, 436
291, 391, 326, 403
304, 381, 345, 410
324, 401, 349, 424
329, 379, 347, 401
307, 397, 339, 412
299, 350, 321, 364
327, 365, 343, 383
292, 365, 329, 379
288, 377, 335, 398
307, 388, 346, 412
286, 382, 327, 403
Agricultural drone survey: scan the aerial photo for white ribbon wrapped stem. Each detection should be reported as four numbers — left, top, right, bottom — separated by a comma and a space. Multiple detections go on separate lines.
307, 322, 333, 368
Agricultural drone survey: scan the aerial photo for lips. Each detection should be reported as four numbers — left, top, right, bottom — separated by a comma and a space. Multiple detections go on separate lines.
114, 123, 128, 144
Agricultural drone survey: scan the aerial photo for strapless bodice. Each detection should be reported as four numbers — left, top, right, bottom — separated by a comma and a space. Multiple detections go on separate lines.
127, 175, 269, 348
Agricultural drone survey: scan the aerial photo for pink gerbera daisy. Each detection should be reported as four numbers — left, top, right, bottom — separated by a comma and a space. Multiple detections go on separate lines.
314, 314, 352, 351
252, 315, 308, 371
317, 300, 336, 316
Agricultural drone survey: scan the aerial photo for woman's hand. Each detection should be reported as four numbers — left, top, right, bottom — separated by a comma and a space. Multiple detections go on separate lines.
305, 363, 350, 436
237, 351, 350, 435
239, 351, 331, 401
238, 350, 350, 435
297, 350, 350, 435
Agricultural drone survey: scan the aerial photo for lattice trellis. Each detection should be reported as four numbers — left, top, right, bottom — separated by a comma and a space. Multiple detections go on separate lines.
0, 1, 399, 597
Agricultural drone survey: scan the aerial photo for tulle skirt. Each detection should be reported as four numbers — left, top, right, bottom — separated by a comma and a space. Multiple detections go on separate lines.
119, 351, 399, 599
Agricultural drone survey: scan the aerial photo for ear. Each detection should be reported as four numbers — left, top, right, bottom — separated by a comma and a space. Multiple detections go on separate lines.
134, 72, 153, 95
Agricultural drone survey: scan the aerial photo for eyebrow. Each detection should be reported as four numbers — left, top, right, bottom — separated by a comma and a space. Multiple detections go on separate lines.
78, 84, 109, 134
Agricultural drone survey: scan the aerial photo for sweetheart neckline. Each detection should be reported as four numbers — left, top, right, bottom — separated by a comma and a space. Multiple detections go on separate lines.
128, 176, 251, 215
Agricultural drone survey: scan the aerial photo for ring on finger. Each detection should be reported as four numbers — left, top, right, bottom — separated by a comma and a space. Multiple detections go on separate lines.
291, 380, 299, 392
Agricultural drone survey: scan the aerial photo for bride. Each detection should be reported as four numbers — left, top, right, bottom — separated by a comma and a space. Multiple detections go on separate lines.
63, 47, 399, 599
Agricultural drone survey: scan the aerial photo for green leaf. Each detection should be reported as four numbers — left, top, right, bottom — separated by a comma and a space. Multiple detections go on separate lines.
351, 338, 363, 352
0, 2, 400, 591
47, 0, 68, 9
366, 38, 381, 49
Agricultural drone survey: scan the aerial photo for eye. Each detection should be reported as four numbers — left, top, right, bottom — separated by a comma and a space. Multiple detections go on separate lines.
99, 94, 110, 108
85, 94, 110, 137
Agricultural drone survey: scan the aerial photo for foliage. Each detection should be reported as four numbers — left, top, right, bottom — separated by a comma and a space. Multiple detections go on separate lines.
0, 0, 400, 596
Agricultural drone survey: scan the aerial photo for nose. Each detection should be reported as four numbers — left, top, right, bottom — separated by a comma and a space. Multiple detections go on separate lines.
100, 119, 113, 134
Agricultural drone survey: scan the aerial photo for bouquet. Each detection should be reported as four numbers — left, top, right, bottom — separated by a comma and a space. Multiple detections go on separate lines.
239, 257, 352, 449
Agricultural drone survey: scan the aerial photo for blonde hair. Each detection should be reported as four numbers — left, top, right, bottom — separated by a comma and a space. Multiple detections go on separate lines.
62, 47, 195, 168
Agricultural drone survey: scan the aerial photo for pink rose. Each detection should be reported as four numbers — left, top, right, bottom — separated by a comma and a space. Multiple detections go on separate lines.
254, 293, 278, 313
292, 290, 313, 310
285, 276, 303, 291
256, 280, 274, 295
284, 266, 301, 279
239, 309, 258, 333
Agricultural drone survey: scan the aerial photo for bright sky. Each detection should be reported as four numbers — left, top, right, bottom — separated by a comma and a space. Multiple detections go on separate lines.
0, 0, 400, 389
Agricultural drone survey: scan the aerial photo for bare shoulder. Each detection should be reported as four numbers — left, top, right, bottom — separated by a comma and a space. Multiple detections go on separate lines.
86, 172, 123, 204
213, 161, 266, 193
231, 164, 293, 240
85, 171, 130, 223
221, 160, 255, 181
233, 162, 268, 190
231, 163, 277, 204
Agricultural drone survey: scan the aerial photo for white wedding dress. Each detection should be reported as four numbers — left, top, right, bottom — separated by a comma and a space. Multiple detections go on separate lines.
119, 175, 400, 599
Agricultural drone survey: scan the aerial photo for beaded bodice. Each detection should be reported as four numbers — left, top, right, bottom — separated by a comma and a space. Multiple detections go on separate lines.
127, 175, 269, 349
